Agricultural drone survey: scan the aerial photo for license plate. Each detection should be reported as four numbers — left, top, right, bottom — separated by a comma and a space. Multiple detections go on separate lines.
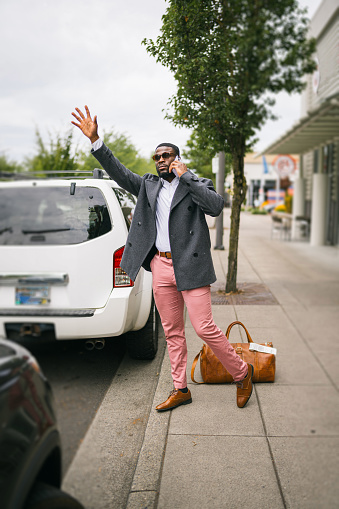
15, 286, 50, 306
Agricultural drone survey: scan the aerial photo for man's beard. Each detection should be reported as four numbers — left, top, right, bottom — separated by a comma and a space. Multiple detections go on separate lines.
156, 167, 171, 179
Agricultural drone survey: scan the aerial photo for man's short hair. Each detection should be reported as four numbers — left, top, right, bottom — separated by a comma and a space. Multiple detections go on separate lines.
155, 143, 180, 157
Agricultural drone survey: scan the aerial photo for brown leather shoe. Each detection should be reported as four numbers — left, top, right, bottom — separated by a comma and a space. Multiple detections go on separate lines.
156, 389, 192, 412
234, 364, 254, 408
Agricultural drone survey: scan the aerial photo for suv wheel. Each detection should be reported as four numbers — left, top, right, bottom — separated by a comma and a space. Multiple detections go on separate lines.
26, 481, 84, 509
126, 296, 159, 360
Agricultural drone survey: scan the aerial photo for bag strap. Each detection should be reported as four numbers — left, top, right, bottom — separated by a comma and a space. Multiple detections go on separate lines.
191, 349, 205, 384
226, 321, 253, 343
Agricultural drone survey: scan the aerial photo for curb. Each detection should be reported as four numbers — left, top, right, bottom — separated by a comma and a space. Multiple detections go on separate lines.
126, 351, 172, 508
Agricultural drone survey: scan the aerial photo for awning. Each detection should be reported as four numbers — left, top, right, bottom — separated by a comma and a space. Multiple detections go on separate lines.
261, 95, 339, 155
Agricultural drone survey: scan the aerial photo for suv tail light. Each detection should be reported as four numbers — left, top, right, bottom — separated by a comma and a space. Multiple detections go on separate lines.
113, 246, 134, 287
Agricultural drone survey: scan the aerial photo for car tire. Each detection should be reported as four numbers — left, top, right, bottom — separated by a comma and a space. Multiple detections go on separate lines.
25, 481, 84, 509
126, 296, 159, 360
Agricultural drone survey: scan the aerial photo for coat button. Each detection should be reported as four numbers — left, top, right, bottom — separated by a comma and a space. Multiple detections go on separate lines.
193, 252, 198, 257
190, 230, 194, 235
187, 206, 192, 211
129, 242, 132, 247
138, 221, 141, 226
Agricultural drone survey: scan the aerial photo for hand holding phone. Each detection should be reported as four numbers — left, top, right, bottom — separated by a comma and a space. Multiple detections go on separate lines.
170, 155, 187, 178
170, 156, 180, 176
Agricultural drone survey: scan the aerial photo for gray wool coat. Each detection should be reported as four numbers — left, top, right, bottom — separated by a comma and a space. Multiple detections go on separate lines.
92, 143, 224, 292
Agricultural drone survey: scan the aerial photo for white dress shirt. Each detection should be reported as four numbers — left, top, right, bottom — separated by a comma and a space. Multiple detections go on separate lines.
91, 138, 179, 252
155, 177, 179, 252
92, 138, 103, 151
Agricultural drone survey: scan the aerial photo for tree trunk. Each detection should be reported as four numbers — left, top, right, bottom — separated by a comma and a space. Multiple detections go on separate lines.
214, 151, 225, 250
226, 148, 247, 293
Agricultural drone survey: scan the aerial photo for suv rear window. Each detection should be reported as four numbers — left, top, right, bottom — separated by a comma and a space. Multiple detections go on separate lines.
0, 186, 112, 245
113, 189, 136, 230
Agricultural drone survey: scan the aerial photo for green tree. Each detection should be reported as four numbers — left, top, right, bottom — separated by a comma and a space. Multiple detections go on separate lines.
183, 129, 233, 184
26, 129, 78, 177
143, 0, 316, 292
0, 154, 23, 179
79, 130, 155, 176
182, 130, 215, 181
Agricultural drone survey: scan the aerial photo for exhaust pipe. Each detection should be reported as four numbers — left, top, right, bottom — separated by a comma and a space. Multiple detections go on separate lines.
85, 339, 95, 351
84, 339, 105, 350
94, 339, 105, 350
20, 324, 41, 337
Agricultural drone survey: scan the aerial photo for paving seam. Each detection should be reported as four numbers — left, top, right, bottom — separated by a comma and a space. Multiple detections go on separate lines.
231, 277, 287, 509
281, 307, 339, 392
233, 302, 288, 508
256, 384, 288, 509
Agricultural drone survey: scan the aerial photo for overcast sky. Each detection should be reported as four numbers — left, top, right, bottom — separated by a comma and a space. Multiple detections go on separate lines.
0, 0, 322, 163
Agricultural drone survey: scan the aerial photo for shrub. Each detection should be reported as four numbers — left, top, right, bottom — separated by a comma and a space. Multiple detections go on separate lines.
284, 195, 293, 213
274, 204, 287, 212
251, 209, 268, 215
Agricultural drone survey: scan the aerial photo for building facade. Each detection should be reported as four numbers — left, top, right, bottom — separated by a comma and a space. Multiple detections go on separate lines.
235, 153, 299, 208
263, 0, 339, 245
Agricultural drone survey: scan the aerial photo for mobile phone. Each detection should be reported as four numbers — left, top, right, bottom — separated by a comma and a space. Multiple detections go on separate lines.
171, 156, 180, 177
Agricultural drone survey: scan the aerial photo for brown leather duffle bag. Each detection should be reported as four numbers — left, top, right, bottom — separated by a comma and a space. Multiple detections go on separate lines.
191, 320, 276, 384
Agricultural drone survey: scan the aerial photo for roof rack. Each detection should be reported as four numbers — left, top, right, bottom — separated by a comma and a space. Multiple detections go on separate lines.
0, 168, 110, 181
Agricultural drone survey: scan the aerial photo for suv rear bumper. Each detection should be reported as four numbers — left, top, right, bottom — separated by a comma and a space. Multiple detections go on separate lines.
0, 309, 95, 317
0, 287, 151, 340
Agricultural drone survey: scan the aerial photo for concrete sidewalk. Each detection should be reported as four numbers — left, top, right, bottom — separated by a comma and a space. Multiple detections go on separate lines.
127, 209, 339, 509
64, 209, 339, 509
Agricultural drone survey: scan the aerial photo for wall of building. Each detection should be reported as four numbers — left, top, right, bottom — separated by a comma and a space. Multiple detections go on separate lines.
299, 1, 339, 245
301, 0, 339, 115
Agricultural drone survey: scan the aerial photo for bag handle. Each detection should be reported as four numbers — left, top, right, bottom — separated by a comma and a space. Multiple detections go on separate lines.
191, 349, 205, 384
226, 321, 253, 343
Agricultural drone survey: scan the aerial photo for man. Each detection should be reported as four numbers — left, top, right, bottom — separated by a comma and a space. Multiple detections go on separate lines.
71, 105, 253, 410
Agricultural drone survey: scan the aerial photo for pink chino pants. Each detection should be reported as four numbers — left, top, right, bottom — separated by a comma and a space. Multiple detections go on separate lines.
150, 254, 248, 388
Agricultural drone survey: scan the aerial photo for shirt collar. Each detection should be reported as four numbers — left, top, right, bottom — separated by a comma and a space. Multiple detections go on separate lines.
160, 176, 179, 188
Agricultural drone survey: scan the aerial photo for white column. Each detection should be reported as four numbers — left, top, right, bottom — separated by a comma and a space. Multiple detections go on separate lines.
292, 178, 306, 239
310, 174, 328, 246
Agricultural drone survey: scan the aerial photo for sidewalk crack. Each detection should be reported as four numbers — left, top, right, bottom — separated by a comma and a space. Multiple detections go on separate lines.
256, 388, 288, 509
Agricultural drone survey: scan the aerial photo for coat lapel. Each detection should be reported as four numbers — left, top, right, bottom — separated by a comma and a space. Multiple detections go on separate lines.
145, 177, 162, 213
145, 176, 189, 214
170, 181, 189, 211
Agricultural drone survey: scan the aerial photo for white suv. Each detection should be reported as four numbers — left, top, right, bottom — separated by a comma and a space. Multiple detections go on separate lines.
0, 171, 158, 360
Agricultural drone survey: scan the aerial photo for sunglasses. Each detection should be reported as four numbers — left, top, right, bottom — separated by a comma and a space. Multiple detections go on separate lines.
152, 152, 176, 162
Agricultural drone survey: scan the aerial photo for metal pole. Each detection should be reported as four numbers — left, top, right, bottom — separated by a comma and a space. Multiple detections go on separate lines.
276, 175, 280, 206
214, 151, 225, 250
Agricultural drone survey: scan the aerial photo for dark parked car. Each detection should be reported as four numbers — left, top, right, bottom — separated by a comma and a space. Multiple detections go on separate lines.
0, 338, 83, 509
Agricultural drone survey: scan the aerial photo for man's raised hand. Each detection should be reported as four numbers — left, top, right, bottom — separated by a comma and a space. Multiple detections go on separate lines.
71, 105, 99, 143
